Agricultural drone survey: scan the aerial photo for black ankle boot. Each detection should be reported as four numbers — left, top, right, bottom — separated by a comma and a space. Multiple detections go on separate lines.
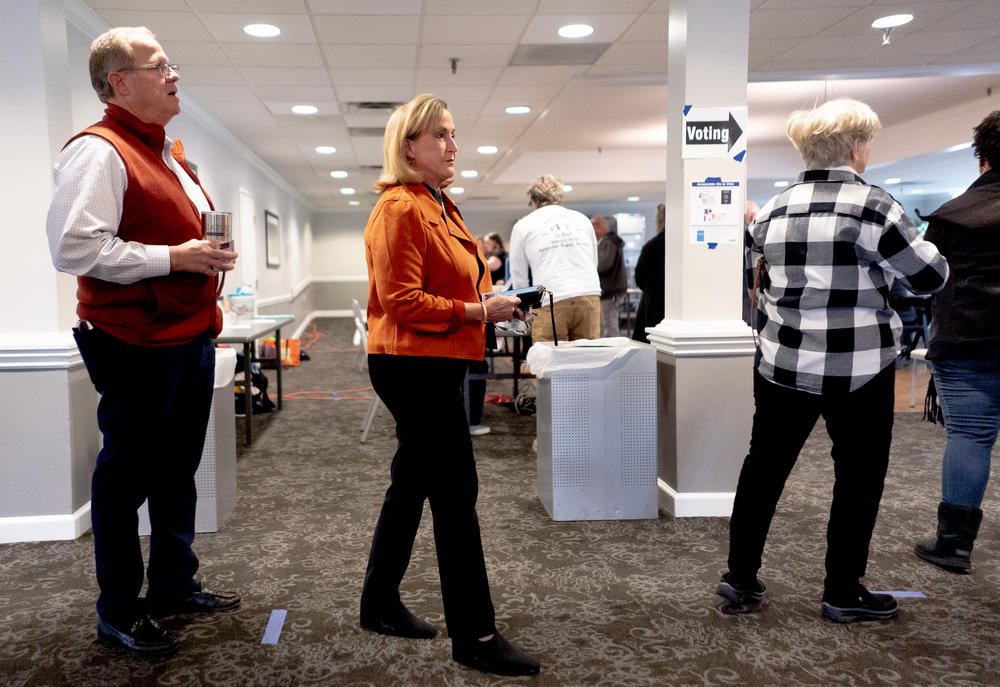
915, 502, 983, 573
453, 633, 540, 676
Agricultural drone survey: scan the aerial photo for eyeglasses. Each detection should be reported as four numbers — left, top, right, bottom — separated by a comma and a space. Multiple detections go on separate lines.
117, 61, 179, 77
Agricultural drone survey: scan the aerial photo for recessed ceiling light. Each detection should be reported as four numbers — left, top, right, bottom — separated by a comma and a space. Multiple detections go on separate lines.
348, 200, 360, 206
558, 24, 594, 39
505, 106, 531, 115
315, 145, 336, 154
243, 23, 281, 38
627, 196, 640, 202
562, 185, 573, 193
477, 146, 498, 154
773, 180, 789, 187
329, 170, 348, 179
884, 178, 901, 184
292, 105, 318, 115
871, 14, 913, 29
450, 187, 465, 194
340, 187, 356, 195
460, 170, 478, 178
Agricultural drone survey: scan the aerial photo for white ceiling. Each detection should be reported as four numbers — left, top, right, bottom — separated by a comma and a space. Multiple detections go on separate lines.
79, 0, 1000, 210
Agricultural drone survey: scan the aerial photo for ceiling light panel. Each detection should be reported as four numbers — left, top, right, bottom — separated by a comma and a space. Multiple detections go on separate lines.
520, 14, 637, 44
199, 14, 316, 42
243, 24, 281, 38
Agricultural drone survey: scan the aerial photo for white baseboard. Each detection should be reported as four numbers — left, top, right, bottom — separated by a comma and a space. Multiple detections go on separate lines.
658, 479, 734, 518
0, 502, 92, 544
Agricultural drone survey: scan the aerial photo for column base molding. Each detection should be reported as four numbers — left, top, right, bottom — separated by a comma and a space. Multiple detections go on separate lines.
0, 503, 91, 544
658, 479, 735, 518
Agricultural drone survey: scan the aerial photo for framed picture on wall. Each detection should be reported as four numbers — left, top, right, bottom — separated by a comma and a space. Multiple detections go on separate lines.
265, 210, 280, 268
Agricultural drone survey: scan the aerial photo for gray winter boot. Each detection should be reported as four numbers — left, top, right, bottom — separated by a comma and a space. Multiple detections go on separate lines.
915, 502, 983, 573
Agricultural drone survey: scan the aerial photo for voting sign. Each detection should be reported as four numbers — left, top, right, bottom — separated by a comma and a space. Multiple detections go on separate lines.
682, 106, 748, 161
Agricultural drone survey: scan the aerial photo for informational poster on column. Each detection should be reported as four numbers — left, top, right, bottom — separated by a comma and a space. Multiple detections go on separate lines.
690, 178, 742, 245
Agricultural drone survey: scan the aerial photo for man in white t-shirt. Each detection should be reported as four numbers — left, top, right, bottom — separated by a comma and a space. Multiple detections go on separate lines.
508, 175, 601, 342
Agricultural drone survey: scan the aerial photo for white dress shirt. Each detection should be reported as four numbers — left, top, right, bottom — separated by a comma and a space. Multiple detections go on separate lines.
46, 133, 211, 285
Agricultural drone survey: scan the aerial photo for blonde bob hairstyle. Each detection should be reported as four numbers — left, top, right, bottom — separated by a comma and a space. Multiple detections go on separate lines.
786, 98, 881, 170
375, 94, 452, 192
90, 26, 154, 104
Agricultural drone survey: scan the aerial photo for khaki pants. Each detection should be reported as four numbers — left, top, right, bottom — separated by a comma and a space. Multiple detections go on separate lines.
531, 294, 600, 343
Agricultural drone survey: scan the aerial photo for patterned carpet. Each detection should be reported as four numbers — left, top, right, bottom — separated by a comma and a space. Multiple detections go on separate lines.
1, 318, 996, 686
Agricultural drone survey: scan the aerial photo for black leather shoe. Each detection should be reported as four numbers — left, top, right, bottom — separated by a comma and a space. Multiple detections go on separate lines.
360, 602, 437, 639
821, 585, 898, 623
97, 615, 178, 656
453, 633, 540, 676
150, 588, 241, 617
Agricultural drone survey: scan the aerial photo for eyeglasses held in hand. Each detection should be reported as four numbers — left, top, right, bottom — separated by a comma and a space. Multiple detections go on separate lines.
118, 61, 179, 77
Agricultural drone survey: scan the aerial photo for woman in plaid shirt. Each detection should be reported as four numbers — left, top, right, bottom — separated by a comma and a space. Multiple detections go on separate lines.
717, 99, 949, 623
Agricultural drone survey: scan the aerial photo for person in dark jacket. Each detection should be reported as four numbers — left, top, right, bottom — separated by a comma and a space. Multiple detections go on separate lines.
592, 215, 628, 337
632, 204, 665, 343
914, 110, 1000, 574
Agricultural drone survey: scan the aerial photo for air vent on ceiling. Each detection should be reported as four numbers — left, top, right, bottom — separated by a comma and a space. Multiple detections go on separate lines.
344, 101, 404, 114
349, 127, 388, 137
509, 43, 611, 66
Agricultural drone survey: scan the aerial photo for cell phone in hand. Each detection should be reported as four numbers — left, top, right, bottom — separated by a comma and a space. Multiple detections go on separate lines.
486, 285, 546, 309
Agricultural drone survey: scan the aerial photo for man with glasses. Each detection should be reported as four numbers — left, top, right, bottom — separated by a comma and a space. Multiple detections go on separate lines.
46, 26, 239, 656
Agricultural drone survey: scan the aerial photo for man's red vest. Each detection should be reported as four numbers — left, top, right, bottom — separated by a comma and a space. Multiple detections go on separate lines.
68, 104, 222, 346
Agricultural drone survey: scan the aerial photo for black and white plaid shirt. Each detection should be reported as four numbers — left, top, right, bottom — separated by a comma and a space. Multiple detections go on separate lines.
747, 168, 949, 394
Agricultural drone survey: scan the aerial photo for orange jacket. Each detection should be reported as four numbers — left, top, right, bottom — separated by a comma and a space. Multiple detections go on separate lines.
364, 183, 490, 361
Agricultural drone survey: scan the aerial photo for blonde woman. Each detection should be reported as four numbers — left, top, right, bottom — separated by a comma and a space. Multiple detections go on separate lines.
360, 94, 537, 676
718, 99, 948, 623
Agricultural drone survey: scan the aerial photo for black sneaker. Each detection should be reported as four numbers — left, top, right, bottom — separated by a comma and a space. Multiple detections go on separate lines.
97, 614, 178, 655
716, 572, 766, 605
821, 585, 898, 623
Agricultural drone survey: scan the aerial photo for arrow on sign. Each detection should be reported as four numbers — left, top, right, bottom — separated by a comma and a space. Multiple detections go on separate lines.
685, 113, 744, 151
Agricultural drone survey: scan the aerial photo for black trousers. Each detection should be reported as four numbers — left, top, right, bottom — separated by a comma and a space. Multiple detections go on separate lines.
362, 354, 496, 640
726, 365, 895, 596
74, 325, 214, 626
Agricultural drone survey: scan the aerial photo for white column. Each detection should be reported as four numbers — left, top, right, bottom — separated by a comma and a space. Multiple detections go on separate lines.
649, 0, 755, 517
0, 0, 103, 542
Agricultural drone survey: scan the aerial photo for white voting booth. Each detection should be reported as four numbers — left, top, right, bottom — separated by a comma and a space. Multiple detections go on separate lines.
528, 339, 658, 521
138, 346, 238, 534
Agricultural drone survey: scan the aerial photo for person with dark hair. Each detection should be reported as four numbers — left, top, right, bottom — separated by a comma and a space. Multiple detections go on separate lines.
718, 99, 948, 623
592, 215, 627, 337
632, 203, 666, 342
914, 110, 1000, 574
482, 232, 508, 286
361, 93, 538, 676
45, 26, 240, 656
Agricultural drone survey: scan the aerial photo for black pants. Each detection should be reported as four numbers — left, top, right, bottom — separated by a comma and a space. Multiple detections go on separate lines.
362, 354, 496, 640
74, 325, 214, 626
726, 365, 895, 596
